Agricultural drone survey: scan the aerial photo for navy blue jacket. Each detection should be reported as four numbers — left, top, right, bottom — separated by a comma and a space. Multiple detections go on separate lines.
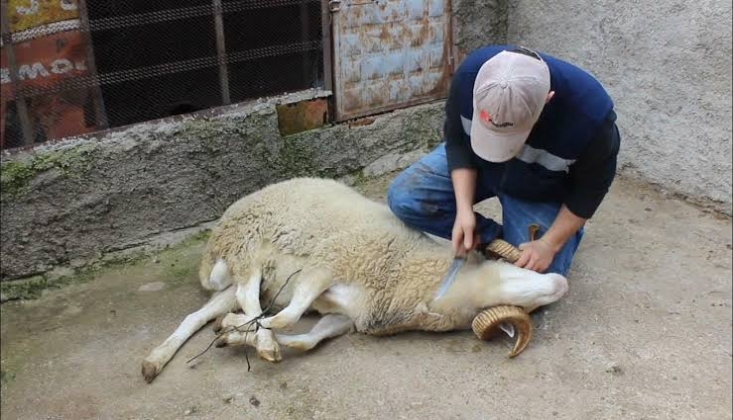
445, 45, 620, 219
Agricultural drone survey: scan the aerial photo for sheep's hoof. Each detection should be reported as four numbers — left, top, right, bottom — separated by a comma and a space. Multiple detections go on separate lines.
287, 339, 315, 352
257, 347, 282, 363
214, 336, 229, 348
141, 360, 160, 383
256, 337, 282, 363
472, 305, 533, 358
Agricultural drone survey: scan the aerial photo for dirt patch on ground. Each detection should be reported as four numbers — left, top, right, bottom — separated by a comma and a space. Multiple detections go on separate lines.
1, 174, 731, 420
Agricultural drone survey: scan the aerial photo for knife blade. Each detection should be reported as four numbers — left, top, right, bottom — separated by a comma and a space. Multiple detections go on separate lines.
433, 256, 465, 301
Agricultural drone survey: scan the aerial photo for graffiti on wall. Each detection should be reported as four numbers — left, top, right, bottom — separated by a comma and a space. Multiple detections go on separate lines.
1, 0, 103, 150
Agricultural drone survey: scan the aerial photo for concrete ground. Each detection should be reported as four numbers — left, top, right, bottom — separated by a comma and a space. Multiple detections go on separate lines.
1, 173, 731, 420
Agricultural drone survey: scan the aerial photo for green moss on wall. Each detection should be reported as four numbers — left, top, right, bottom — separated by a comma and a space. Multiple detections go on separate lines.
0, 229, 212, 302
1, 144, 97, 199
0, 276, 49, 301
279, 138, 317, 176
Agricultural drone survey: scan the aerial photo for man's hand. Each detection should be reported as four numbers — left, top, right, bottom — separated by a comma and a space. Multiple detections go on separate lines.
451, 209, 478, 258
514, 204, 587, 273
450, 168, 478, 258
515, 238, 558, 273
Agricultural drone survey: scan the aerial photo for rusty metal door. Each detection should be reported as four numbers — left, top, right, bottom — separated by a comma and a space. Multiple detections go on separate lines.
329, 0, 452, 121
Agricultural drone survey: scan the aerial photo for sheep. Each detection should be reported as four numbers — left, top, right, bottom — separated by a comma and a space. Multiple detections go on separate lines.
141, 177, 568, 383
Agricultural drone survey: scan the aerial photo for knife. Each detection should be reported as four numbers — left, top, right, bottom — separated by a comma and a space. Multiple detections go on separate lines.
433, 256, 466, 301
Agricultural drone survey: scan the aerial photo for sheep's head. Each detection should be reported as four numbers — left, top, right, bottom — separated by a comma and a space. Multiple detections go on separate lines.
472, 238, 568, 357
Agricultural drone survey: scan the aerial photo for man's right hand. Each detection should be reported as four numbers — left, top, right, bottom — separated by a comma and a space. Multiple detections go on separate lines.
451, 209, 478, 257
450, 168, 479, 257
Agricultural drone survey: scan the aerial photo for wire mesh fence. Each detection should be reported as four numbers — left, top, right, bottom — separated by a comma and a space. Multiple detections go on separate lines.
1, 0, 325, 151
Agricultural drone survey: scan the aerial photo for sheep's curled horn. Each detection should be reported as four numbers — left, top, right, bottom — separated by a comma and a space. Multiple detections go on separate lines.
472, 227, 540, 358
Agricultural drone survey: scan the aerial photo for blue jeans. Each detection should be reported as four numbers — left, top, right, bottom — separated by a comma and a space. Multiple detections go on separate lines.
387, 143, 583, 276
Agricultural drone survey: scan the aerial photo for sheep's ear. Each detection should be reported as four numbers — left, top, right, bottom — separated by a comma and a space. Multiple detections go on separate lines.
499, 322, 515, 338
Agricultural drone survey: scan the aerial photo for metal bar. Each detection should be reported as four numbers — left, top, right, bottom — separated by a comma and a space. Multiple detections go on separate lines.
87, 0, 320, 32
8, 19, 81, 44
448, 0, 457, 74
320, 0, 333, 92
212, 0, 231, 105
0, 0, 35, 147
300, 0, 310, 85
76, 0, 109, 129
15, 40, 323, 100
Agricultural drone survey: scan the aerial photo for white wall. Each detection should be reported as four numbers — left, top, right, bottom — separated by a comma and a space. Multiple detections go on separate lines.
505, 0, 732, 214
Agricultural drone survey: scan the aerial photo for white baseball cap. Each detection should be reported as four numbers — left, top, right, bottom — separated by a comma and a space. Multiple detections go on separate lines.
470, 48, 551, 162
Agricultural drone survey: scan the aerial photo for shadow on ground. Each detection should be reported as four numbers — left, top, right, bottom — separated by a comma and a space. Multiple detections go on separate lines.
1, 174, 731, 419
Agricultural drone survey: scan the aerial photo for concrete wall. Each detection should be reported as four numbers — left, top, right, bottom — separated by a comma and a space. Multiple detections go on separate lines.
1, 93, 444, 280
452, 0, 508, 54
1, 2, 510, 284
505, 0, 732, 214
3, 0, 731, 283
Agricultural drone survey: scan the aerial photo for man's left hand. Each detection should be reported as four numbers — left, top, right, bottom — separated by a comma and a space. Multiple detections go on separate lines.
514, 239, 558, 273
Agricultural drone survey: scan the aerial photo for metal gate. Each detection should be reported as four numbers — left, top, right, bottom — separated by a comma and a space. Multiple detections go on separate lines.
328, 0, 452, 121
1, 0, 325, 151
1, 0, 452, 150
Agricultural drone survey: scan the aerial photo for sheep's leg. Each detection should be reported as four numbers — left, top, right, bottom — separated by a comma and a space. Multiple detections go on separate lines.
220, 314, 353, 352
141, 285, 237, 383
215, 329, 258, 347
276, 314, 353, 351
221, 269, 282, 363
258, 268, 332, 331
214, 312, 257, 334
